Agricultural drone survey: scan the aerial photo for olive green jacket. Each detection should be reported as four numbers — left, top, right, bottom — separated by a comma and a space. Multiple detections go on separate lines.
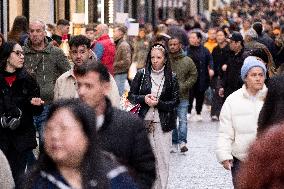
170, 51, 197, 100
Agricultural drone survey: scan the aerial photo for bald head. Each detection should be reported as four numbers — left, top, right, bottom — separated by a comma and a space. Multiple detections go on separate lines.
29, 20, 46, 48
29, 20, 46, 31
96, 24, 109, 37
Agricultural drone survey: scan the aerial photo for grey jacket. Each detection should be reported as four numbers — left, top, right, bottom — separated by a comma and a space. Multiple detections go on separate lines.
23, 40, 70, 103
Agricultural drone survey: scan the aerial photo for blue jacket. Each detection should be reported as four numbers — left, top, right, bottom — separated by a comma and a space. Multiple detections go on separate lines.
29, 166, 138, 189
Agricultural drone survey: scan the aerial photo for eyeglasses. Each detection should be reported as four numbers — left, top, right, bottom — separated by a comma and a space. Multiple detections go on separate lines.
12, 51, 24, 57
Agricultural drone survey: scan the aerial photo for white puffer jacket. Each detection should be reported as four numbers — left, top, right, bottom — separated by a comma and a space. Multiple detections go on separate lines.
216, 85, 267, 162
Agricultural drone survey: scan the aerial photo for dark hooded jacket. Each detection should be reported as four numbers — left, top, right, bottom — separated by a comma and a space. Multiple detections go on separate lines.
98, 98, 156, 189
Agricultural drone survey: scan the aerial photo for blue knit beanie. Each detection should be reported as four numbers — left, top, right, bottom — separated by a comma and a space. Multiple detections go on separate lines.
241, 56, 267, 81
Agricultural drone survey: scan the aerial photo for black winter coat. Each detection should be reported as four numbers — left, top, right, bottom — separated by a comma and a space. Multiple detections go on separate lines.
97, 98, 156, 189
211, 44, 231, 79
221, 49, 246, 99
128, 69, 179, 132
186, 45, 214, 92
0, 68, 42, 153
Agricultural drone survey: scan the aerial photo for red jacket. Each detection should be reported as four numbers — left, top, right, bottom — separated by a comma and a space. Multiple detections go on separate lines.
92, 34, 116, 75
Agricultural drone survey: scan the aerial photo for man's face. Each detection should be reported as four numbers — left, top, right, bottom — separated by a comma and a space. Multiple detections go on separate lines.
216, 31, 226, 44
245, 67, 265, 93
229, 40, 241, 52
208, 29, 217, 41
70, 45, 91, 66
29, 22, 45, 46
95, 25, 103, 38
168, 38, 181, 54
76, 72, 110, 109
243, 20, 251, 30
189, 33, 200, 46
61, 25, 70, 35
85, 30, 95, 41
113, 28, 123, 41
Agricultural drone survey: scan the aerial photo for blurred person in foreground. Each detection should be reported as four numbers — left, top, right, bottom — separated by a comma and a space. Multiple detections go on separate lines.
216, 56, 268, 187
128, 43, 179, 189
236, 123, 284, 189
22, 99, 138, 189
257, 75, 284, 134
74, 62, 156, 189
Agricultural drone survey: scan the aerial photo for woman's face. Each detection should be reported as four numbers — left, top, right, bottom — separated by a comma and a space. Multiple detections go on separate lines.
216, 31, 226, 44
151, 48, 165, 71
44, 108, 88, 167
7, 44, 24, 70
189, 33, 200, 46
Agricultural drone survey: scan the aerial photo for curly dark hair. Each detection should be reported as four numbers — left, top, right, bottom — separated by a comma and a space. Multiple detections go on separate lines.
23, 99, 110, 188
258, 75, 284, 134
68, 35, 91, 49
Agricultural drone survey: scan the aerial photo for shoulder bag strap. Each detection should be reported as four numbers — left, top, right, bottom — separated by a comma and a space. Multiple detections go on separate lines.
138, 68, 145, 95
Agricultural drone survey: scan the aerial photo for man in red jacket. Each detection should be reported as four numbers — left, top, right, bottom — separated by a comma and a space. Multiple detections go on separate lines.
91, 24, 116, 75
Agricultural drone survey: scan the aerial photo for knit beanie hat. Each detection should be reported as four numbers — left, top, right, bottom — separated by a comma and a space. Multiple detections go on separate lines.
241, 56, 267, 81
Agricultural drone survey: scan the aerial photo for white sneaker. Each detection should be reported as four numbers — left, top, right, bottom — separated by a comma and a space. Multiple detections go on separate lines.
195, 114, 203, 122
170, 144, 178, 153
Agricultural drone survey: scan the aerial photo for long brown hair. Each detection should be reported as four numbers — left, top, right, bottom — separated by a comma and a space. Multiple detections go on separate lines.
7, 16, 28, 44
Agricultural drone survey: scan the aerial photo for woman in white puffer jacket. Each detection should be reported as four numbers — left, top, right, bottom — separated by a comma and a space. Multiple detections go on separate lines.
216, 56, 268, 187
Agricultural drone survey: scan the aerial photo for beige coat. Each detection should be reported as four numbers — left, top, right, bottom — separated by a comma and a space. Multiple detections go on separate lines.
54, 69, 120, 108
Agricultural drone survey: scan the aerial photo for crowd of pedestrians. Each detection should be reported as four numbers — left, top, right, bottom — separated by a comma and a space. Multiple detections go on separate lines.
1, 0, 284, 188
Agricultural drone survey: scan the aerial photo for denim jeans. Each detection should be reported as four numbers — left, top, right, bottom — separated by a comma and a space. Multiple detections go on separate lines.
172, 100, 189, 144
114, 73, 128, 96
33, 105, 50, 148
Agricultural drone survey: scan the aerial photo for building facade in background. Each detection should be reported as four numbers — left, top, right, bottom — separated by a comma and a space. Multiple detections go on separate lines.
0, 0, 229, 36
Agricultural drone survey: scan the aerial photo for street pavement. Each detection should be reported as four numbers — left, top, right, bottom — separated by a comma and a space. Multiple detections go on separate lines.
168, 106, 233, 189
